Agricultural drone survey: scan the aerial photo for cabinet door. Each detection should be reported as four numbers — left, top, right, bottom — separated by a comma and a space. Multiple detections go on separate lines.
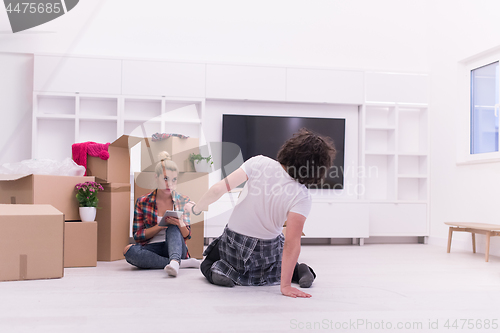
303, 202, 369, 238
122, 60, 205, 97
365, 72, 429, 104
34, 55, 121, 94
286, 68, 364, 104
369, 203, 427, 236
206, 64, 286, 101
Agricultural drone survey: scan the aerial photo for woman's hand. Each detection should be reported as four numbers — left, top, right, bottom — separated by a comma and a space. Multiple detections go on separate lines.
165, 216, 182, 227
280, 285, 312, 298
165, 214, 190, 238
184, 201, 195, 214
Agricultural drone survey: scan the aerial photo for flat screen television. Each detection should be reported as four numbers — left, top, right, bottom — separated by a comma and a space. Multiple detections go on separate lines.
222, 114, 345, 189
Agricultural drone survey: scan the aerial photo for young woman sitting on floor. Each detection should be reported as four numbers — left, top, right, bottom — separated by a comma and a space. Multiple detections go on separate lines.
123, 151, 200, 276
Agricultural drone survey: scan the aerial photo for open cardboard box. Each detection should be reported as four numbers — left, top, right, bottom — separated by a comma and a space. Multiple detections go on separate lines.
0, 204, 64, 282
86, 135, 141, 183
141, 137, 199, 173
134, 171, 208, 203
64, 221, 98, 268
0, 174, 95, 221
133, 171, 208, 259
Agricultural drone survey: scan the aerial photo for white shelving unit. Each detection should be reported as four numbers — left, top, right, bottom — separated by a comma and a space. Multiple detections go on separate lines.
32, 92, 204, 161
362, 103, 429, 236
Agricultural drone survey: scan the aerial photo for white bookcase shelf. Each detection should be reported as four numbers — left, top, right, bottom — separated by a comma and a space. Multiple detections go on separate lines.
365, 152, 397, 156
398, 107, 428, 154
79, 97, 118, 118
362, 103, 429, 235
398, 174, 428, 178
32, 92, 204, 160
35, 117, 75, 161
79, 115, 118, 121
362, 104, 429, 202
78, 119, 118, 144
124, 98, 162, 120
365, 128, 396, 153
365, 125, 396, 130
36, 114, 76, 119
364, 104, 396, 127
37, 95, 75, 115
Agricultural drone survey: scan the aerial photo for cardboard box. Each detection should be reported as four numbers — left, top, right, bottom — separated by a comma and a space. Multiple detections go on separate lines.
0, 174, 95, 221
187, 212, 205, 259
141, 137, 199, 172
64, 221, 98, 268
96, 183, 131, 261
134, 171, 208, 203
86, 135, 141, 183
133, 172, 207, 259
0, 204, 64, 282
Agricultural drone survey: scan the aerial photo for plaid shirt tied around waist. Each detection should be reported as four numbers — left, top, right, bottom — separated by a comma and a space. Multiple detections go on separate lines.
205, 227, 285, 286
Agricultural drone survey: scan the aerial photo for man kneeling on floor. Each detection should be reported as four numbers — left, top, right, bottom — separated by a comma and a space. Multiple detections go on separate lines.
190, 128, 336, 298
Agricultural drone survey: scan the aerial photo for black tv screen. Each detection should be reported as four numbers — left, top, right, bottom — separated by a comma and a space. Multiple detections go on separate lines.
222, 114, 345, 189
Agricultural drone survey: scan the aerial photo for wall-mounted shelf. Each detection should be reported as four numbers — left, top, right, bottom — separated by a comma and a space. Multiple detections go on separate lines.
398, 174, 428, 178
365, 125, 396, 130
365, 151, 397, 156
36, 114, 76, 119
32, 92, 204, 161
79, 115, 118, 121
362, 103, 429, 236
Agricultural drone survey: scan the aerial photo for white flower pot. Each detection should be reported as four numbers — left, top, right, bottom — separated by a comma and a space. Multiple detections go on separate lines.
79, 207, 97, 222
194, 160, 212, 173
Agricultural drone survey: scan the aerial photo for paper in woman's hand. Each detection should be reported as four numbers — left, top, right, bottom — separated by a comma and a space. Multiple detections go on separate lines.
158, 210, 183, 226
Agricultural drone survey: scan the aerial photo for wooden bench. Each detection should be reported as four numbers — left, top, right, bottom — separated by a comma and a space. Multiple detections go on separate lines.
445, 222, 500, 262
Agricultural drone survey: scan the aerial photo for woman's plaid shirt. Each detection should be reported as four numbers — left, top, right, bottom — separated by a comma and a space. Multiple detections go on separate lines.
133, 189, 192, 246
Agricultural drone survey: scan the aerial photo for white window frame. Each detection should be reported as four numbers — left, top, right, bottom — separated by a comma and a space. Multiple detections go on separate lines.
457, 46, 500, 165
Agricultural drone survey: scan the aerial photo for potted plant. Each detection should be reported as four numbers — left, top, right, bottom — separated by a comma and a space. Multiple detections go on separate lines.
189, 153, 213, 173
75, 181, 104, 222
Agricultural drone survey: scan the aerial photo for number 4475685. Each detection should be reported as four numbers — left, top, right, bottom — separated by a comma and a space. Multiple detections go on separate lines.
6, 3, 61, 14
444, 319, 498, 330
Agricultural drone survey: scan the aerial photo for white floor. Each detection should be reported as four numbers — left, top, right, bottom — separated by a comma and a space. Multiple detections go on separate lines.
1, 244, 499, 333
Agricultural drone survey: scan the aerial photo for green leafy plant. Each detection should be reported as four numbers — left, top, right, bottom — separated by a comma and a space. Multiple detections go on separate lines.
75, 181, 104, 207
189, 153, 213, 166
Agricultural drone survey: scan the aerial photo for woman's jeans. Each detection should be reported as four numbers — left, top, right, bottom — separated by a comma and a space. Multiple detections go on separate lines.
125, 225, 188, 269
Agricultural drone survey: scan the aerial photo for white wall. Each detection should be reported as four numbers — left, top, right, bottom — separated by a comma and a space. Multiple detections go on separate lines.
2, 0, 500, 255
0, 53, 33, 165
0, 0, 429, 71
426, 1, 500, 256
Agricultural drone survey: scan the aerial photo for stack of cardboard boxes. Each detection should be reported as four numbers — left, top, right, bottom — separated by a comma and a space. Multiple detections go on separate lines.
0, 174, 96, 281
134, 136, 208, 259
86, 135, 141, 261
0, 134, 208, 282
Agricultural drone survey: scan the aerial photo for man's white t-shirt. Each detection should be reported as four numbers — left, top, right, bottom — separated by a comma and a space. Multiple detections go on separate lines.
226, 155, 312, 239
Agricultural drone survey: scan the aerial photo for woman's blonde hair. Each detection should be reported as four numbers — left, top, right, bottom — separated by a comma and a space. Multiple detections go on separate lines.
155, 151, 179, 176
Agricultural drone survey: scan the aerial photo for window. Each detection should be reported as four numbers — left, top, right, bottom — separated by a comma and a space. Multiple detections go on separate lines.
470, 61, 499, 154
458, 46, 500, 164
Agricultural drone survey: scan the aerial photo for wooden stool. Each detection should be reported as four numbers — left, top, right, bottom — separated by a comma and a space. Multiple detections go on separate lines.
445, 222, 500, 262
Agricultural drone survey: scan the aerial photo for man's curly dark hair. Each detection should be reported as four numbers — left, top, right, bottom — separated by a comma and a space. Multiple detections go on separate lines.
277, 128, 336, 185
